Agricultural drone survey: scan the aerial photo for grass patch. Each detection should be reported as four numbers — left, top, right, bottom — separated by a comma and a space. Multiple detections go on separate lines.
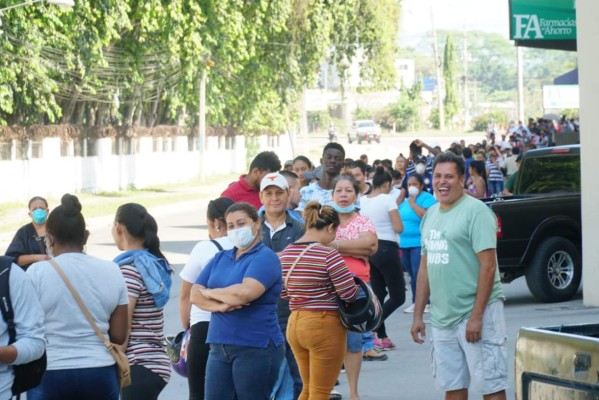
0, 173, 237, 234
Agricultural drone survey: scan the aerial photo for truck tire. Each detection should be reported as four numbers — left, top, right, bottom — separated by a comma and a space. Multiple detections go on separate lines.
525, 237, 581, 303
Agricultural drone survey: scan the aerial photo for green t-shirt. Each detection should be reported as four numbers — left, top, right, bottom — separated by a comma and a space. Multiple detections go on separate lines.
505, 170, 519, 193
420, 195, 504, 328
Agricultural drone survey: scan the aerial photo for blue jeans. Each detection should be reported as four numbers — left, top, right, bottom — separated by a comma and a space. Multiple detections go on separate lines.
28, 365, 119, 400
277, 319, 303, 399
205, 341, 284, 400
401, 247, 422, 304
488, 180, 504, 196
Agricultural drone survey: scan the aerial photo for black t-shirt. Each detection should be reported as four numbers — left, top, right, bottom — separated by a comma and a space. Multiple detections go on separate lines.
5, 223, 46, 270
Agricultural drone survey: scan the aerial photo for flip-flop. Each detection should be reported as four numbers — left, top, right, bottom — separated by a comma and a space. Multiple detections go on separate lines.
362, 351, 388, 361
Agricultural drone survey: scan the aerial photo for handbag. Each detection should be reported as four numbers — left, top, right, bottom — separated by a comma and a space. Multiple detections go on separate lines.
48, 258, 131, 388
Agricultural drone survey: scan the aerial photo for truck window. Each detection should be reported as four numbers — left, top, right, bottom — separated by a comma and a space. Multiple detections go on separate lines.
517, 155, 580, 194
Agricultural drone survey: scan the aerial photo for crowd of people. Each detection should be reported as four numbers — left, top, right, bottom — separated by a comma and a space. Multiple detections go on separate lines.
1, 135, 522, 400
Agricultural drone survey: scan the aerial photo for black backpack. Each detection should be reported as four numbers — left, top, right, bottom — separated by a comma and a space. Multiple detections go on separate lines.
0, 256, 47, 398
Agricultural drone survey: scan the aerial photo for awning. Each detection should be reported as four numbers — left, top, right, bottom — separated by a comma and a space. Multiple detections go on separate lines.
554, 68, 578, 85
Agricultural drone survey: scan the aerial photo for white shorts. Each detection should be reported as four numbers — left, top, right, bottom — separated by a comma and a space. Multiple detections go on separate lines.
430, 300, 508, 395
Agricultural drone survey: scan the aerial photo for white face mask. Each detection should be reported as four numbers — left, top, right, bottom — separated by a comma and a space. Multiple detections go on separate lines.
228, 224, 256, 249
415, 163, 426, 175
408, 186, 420, 197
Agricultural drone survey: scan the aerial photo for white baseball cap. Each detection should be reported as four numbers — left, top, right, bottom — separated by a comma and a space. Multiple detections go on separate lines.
260, 172, 289, 192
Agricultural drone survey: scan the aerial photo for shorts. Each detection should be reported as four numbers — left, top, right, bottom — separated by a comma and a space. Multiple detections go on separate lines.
430, 300, 507, 395
346, 331, 362, 353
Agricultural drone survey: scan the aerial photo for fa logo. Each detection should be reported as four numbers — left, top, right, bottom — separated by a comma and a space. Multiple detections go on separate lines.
513, 14, 544, 39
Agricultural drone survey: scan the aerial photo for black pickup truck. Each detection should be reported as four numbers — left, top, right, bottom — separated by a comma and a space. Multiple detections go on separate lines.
484, 145, 581, 302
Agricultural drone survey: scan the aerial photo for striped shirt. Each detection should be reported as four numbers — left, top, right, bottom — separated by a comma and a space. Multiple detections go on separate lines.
279, 243, 359, 311
486, 159, 504, 182
121, 263, 171, 382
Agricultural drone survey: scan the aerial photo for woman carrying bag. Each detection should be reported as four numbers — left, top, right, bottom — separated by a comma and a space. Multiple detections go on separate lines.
279, 201, 359, 400
27, 194, 129, 400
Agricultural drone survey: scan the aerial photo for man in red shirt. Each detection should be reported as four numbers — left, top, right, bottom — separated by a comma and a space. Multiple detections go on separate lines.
221, 151, 281, 209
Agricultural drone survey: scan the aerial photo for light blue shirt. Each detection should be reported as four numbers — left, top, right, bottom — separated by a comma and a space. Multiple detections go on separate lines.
399, 192, 437, 248
0, 264, 46, 400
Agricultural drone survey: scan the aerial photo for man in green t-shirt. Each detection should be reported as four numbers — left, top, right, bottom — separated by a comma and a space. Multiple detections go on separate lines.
410, 152, 507, 400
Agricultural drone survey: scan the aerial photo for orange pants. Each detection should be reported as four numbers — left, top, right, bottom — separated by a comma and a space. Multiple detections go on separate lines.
286, 310, 347, 400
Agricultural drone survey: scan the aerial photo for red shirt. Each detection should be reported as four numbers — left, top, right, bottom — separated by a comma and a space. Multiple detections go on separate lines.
221, 175, 262, 209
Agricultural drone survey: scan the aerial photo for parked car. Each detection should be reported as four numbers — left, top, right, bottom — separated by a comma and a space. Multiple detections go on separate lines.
483, 145, 581, 302
348, 120, 381, 144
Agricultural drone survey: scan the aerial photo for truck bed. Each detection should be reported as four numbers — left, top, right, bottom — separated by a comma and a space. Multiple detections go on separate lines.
516, 324, 599, 399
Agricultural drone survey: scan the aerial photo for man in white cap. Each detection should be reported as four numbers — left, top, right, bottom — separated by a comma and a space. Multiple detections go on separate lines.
259, 172, 305, 399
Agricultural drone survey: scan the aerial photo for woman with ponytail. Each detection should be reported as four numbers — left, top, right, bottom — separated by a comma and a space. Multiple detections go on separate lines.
279, 201, 359, 399
179, 197, 234, 400
111, 203, 173, 400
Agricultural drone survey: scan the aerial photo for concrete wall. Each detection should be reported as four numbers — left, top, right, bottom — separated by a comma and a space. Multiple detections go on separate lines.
0, 134, 293, 204
577, 0, 599, 306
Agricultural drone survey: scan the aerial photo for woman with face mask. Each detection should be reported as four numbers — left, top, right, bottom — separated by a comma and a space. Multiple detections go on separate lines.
5, 196, 51, 270
359, 167, 405, 351
190, 202, 285, 400
329, 175, 381, 400
398, 174, 437, 314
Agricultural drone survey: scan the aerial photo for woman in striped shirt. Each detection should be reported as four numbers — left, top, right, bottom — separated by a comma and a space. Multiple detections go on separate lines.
279, 201, 359, 400
111, 203, 173, 400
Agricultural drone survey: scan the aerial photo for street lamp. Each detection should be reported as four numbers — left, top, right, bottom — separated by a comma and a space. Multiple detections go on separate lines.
0, 0, 74, 12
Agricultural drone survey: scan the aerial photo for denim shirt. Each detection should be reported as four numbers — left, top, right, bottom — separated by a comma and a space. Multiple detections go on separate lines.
113, 249, 172, 308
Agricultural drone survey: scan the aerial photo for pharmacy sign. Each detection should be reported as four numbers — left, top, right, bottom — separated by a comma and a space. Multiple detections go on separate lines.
510, 0, 576, 41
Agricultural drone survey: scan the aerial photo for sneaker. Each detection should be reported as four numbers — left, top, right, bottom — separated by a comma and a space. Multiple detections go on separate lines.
372, 336, 384, 349
363, 349, 388, 361
403, 303, 415, 313
378, 337, 396, 350
424, 304, 431, 313
330, 389, 343, 400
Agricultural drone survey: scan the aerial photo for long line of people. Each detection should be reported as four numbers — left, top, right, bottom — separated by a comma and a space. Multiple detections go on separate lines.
2, 136, 526, 400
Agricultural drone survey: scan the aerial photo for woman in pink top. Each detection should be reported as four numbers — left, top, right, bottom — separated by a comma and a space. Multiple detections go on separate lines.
328, 175, 380, 400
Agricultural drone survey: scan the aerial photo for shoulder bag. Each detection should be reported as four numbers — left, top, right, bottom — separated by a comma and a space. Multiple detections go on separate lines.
48, 258, 131, 388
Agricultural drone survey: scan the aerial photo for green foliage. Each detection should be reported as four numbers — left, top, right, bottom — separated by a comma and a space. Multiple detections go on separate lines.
354, 108, 372, 120
386, 81, 422, 131
0, 0, 399, 135
472, 110, 508, 132
307, 110, 331, 132
443, 35, 459, 124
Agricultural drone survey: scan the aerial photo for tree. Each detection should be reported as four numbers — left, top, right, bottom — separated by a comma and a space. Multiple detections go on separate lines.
0, 0, 403, 136
443, 34, 459, 124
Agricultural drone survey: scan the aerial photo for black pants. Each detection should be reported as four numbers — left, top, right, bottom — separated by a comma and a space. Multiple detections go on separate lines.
187, 321, 210, 400
369, 240, 406, 338
121, 365, 167, 400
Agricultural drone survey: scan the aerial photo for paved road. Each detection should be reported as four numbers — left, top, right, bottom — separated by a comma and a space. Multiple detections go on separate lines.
77, 197, 597, 400
1, 134, 595, 399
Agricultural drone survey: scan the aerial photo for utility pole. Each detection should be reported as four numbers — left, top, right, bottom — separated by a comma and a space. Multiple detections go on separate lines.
517, 46, 525, 123
431, 6, 445, 130
198, 68, 207, 183
463, 31, 470, 130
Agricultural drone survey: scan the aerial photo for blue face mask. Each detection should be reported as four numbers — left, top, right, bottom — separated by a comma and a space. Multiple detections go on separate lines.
32, 208, 48, 225
332, 203, 356, 214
